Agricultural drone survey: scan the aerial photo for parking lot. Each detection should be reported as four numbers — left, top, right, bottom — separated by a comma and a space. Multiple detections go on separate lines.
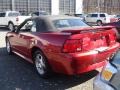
0, 28, 99, 90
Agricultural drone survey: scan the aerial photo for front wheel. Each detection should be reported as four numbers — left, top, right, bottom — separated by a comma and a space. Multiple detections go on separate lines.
33, 50, 52, 78
97, 20, 102, 26
6, 39, 13, 55
8, 23, 15, 31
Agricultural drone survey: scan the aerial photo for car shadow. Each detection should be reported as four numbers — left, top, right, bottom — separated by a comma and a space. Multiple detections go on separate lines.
0, 47, 98, 90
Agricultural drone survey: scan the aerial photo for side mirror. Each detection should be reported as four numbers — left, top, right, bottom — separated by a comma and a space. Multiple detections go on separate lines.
25, 22, 32, 30
15, 26, 18, 30
10, 26, 18, 32
11, 26, 19, 33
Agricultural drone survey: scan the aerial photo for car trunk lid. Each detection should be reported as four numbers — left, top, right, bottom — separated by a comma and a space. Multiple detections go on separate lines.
62, 26, 117, 53
61, 26, 118, 70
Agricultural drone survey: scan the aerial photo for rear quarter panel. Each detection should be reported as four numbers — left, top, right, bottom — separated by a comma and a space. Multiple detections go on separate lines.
32, 32, 71, 53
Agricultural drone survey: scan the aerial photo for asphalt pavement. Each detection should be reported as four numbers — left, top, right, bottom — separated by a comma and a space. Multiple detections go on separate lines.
0, 28, 98, 90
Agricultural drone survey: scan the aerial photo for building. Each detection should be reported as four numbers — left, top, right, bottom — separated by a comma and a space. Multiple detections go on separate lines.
0, 0, 120, 15
0, 0, 83, 15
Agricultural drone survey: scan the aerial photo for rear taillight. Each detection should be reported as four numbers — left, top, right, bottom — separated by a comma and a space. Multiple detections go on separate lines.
16, 17, 19, 22
63, 39, 82, 53
63, 32, 116, 53
109, 33, 116, 44
82, 37, 91, 51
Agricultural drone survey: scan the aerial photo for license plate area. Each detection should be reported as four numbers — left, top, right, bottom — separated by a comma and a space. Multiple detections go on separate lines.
91, 35, 107, 48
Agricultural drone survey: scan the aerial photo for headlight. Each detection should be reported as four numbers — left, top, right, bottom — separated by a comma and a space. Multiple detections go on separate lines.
101, 63, 117, 81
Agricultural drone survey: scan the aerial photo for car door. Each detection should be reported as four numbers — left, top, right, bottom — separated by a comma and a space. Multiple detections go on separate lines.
85, 14, 98, 23
13, 19, 35, 58
85, 14, 92, 22
90, 14, 98, 23
100, 14, 106, 23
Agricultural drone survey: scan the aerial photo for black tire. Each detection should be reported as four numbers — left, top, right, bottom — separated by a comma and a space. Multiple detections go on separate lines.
97, 20, 102, 26
33, 50, 52, 78
8, 22, 15, 31
6, 39, 13, 55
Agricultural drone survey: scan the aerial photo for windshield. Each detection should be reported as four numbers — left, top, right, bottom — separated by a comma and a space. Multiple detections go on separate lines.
53, 19, 89, 29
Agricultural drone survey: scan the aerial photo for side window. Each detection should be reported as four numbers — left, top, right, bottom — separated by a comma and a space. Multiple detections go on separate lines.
8, 12, 20, 17
86, 14, 92, 17
91, 14, 98, 17
53, 20, 70, 28
8, 13, 13, 17
19, 20, 34, 32
100, 14, 105, 17
0, 13, 5, 17
31, 21, 37, 32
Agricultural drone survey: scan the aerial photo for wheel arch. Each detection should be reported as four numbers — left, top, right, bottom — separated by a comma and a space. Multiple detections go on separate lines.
31, 46, 45, 60
97, 20, 102, 22
8, 21, 14, 25
96, 20, 103, 26
31, 46, 52, 70
31, 46, 53, 78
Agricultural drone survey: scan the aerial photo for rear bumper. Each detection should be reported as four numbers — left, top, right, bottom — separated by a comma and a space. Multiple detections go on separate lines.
48, 43, 119, 75
75, 60, 107, 74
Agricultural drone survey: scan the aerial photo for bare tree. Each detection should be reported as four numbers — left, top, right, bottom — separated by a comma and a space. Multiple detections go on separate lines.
83, 0, 120, 14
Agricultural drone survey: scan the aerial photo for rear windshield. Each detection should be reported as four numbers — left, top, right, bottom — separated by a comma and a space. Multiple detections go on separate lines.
53, 19, 89, 29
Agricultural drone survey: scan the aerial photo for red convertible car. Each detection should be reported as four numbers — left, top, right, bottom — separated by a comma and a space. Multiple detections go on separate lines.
6, 16, 119, 78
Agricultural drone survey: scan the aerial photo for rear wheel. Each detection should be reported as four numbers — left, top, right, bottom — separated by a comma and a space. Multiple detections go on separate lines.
97, 20, 102, 26
8, 22, 15, 31
33, 50, 52, 78
6, 39, 13, 55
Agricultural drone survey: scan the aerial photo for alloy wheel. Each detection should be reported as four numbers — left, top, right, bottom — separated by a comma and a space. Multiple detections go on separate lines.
8, 23, 14, 31
35, 53, 46, 75
6, 39, 12, 55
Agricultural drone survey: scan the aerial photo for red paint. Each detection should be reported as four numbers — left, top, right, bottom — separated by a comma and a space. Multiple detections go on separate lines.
6, 26, 119, 75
